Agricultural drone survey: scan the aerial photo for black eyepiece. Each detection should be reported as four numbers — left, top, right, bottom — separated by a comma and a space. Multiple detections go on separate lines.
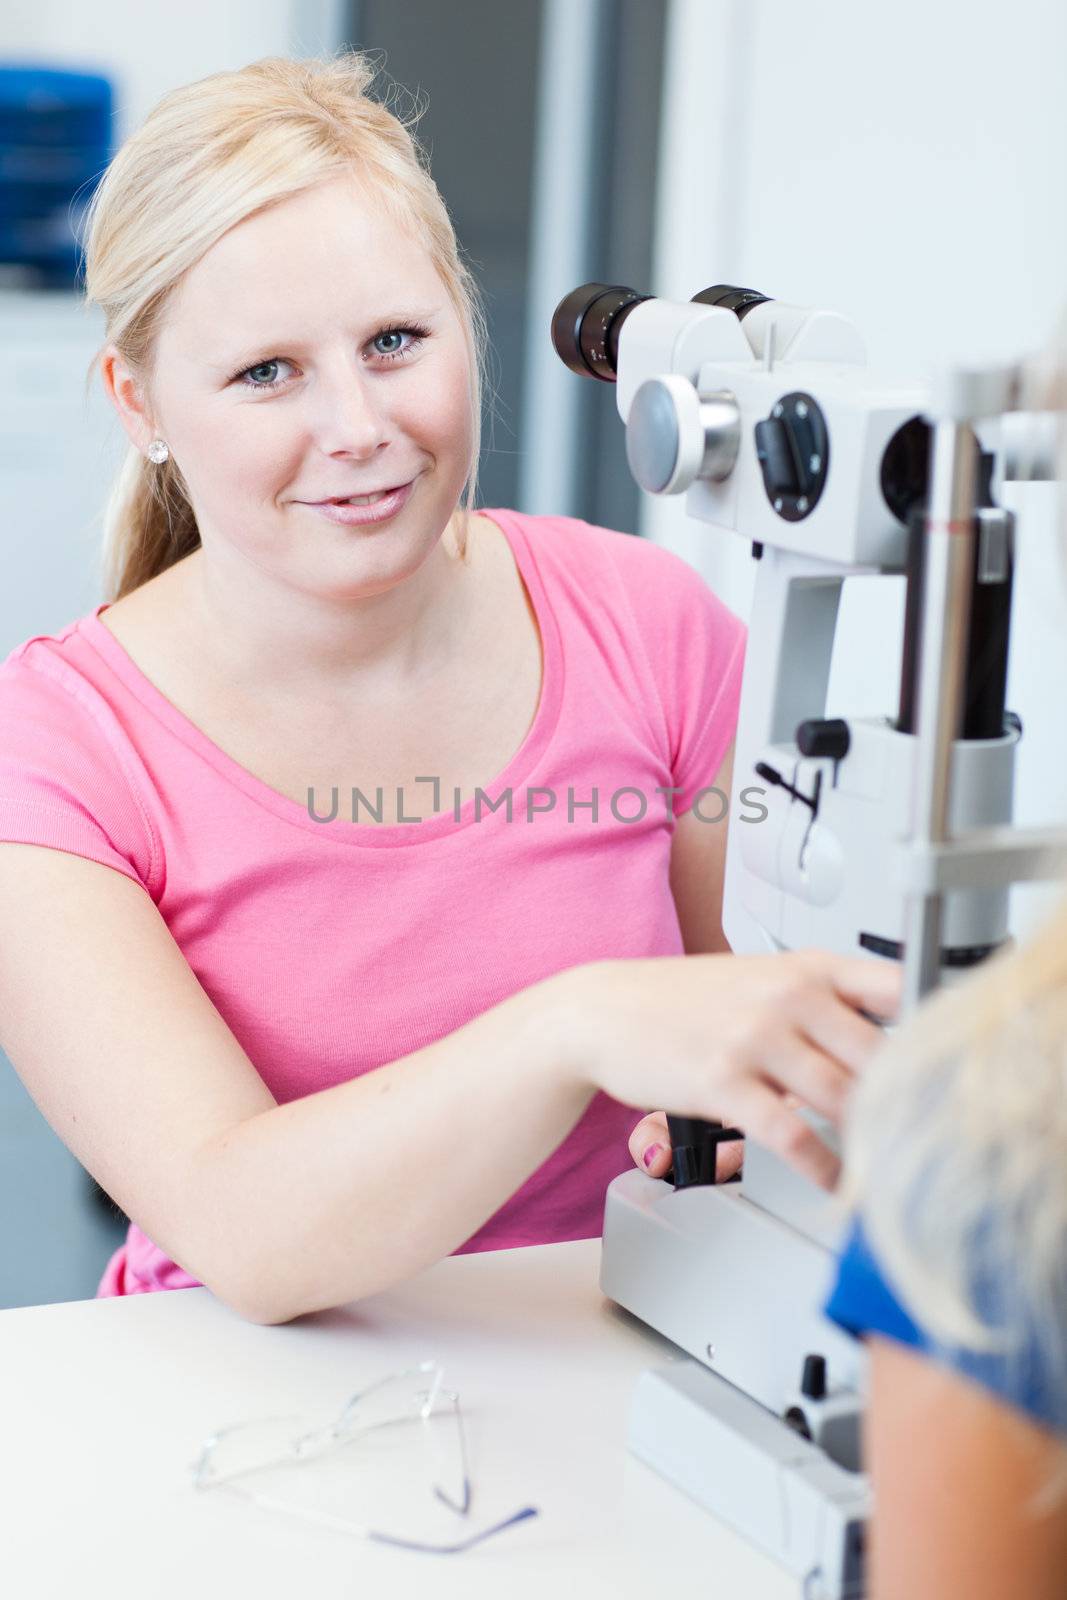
550, 283, 650, 382
551, 282, 772, 382
692, 284, 771, 319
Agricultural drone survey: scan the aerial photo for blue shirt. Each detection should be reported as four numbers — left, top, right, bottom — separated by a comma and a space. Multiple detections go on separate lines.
826, 1219, 1067, 1437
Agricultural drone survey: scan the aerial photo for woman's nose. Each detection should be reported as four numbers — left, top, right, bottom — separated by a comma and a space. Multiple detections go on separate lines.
311, 369, 392, 458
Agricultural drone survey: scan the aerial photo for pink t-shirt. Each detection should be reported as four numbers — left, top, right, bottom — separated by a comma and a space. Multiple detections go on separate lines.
0, 509, 745, 1299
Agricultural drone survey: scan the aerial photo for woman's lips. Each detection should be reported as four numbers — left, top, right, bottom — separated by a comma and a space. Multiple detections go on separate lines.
300, 479, 415, 526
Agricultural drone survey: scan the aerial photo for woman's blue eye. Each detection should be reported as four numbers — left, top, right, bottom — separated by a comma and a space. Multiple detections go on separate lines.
243, 359, 287, 388
372, 325, 428, 361
234, 325, 428, 392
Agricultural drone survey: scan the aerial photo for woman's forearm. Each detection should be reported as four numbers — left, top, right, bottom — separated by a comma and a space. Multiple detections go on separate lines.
187, 941, 903, 1323
192, 965, 596, 1322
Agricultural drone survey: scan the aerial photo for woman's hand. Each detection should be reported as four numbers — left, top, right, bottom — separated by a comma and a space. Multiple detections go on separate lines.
565, 947, 900, 1190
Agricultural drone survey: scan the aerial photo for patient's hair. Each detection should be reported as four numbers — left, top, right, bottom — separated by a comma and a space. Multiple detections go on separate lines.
80, 51, 490, 601
843, 898, 1067, 1359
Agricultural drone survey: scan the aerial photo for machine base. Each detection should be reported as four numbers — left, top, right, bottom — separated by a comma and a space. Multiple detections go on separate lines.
601, 1168, 863, 1415
629, 1360, 867, 1599
603, 1169, 870, 1594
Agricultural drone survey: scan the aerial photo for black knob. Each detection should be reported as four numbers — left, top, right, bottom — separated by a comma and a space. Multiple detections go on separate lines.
754, 417, 803, 497
755, 392, 829, 521
801, 1353, 827, 1400
796, 718, 851, 761
784, 1405, 813, 1441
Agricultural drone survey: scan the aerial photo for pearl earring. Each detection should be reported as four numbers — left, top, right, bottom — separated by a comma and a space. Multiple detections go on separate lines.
147, 439, 170, 464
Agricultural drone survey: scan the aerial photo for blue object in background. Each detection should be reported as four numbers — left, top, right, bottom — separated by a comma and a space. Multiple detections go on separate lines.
0, 66, 112, 288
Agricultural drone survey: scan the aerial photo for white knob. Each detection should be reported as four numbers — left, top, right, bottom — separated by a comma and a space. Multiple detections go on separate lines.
625, 375, 740, 495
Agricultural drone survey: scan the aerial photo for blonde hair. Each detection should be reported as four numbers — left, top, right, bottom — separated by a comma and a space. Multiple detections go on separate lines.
80, 51, 490, 601
843, 903, 1067, 1359
841, 906, 1067, 1506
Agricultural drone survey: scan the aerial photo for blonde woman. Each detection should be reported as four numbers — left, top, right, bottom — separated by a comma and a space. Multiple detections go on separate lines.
0, 53, 896, 1324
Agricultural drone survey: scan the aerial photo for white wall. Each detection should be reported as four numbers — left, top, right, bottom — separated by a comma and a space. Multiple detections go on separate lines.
648, 0, 1067, 937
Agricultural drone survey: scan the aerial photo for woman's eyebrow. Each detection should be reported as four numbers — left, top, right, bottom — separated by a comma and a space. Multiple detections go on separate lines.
212, 308, 442, 373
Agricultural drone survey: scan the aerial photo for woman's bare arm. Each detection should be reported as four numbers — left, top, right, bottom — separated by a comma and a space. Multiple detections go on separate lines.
667, 739, 734, 957
0, 839, 898, 1324
0, 843, 592, 1324
867, 1335, 1067, 1599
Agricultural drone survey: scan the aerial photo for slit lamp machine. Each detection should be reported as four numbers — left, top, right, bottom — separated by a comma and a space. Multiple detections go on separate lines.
552, 280, 1066, 1599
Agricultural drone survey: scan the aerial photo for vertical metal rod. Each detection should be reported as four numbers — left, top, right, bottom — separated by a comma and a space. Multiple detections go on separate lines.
901, 419, 979, 1014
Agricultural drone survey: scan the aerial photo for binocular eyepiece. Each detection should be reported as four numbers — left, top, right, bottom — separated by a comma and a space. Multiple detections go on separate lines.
551, 282, 772, 383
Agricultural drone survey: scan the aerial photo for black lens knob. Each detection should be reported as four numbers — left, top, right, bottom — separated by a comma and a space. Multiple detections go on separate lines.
756, 392, 829, 521
692, 284, 771, 319
550, 283, 650, 382
880, 415, 931, 526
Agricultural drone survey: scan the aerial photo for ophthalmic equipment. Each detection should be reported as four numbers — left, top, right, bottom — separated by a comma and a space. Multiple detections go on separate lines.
552, 281, 1067, 1598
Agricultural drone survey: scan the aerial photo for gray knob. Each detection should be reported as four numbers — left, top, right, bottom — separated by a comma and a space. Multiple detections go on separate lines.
625, 376, 741, 495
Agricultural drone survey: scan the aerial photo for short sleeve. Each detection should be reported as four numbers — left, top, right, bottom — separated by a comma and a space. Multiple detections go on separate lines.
0, 656, 158, 892
826, 1217, 1067, 1436
609, 532, 746, 817
825, 1218, 927, 1351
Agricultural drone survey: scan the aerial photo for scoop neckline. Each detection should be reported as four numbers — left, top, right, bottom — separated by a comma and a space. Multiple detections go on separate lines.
79, 506, 564, 848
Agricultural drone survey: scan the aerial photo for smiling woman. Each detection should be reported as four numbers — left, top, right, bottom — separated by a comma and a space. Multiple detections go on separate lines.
83, 60, 492, 623
95, 169, 481, 683
0, 50, 899, 1324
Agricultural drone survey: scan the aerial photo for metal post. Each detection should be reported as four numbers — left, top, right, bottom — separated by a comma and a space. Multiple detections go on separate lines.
901, 419, 979, 1013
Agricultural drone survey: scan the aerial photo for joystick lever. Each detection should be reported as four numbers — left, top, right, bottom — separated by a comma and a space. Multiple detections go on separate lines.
665, 1115, 744, 1188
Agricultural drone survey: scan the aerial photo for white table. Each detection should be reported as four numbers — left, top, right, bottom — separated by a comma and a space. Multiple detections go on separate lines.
0, 1239, 796, 1597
